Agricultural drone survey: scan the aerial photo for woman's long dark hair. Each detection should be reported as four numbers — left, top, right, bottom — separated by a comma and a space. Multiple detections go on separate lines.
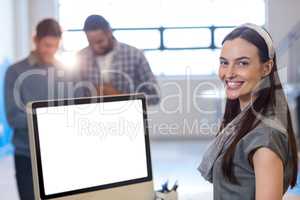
220, 27, 298, 187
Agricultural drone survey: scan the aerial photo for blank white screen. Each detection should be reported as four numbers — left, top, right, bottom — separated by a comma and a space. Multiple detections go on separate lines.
35, 99, 148, 195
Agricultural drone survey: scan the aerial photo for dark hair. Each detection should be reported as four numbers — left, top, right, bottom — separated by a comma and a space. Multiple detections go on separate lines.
36, 18, 62, 39
220, 27, 298, 187
83, 15, 111, 32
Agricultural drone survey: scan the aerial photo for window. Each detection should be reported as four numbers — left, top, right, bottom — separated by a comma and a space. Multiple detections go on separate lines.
113, 29, 161, 50
164, 28, 211, 48
58, 0, 265, 75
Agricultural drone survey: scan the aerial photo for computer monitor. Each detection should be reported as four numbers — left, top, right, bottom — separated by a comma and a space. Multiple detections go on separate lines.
26, 94, 154, 200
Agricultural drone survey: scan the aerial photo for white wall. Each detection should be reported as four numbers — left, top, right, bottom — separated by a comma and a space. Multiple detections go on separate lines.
148, 76, 224, 139
0, 0, 15, 61
266, 0, 300, 84
13, 0, 59, 61
14, 0, 29, 61
28, 0, 59, 36
1, 0, 59, 62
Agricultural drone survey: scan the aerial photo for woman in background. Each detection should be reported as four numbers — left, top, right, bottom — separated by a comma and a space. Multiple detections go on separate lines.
199, 23, 298, 200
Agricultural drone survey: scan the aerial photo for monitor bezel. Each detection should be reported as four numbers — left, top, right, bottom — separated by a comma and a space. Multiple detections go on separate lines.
29, 94, 153, 199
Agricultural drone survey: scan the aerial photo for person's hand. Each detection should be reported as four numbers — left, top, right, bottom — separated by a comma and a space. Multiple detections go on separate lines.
97, 84, 120, 96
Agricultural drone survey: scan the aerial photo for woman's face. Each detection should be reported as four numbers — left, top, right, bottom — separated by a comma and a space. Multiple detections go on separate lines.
219, 38, 271, 107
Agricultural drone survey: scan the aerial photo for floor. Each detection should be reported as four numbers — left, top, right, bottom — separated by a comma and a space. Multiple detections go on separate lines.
0, 155, 19, 200
1, 140, 300, 200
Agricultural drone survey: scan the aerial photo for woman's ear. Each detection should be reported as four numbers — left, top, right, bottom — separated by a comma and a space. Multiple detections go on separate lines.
262, 60, 274, 77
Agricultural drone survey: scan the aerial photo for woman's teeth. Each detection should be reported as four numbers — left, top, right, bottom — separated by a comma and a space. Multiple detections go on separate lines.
226, 80, 244, 89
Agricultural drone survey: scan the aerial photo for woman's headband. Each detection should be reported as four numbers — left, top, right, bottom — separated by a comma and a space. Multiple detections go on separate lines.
238, 23, 275, 59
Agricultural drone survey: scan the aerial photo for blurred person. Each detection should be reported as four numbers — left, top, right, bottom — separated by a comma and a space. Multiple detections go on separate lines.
5, 18, 84, 200
77, 15, 160, 105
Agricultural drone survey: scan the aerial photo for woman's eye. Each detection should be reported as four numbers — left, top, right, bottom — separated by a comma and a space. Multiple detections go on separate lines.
237, 61, 249, 67
220, 60, 228, 66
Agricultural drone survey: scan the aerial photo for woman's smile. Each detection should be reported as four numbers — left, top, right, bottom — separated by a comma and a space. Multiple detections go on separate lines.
225, 79, 245, 90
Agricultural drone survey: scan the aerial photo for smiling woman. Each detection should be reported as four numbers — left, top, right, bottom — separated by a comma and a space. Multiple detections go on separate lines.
198, 23, 298, 200
219, 37, 273, 109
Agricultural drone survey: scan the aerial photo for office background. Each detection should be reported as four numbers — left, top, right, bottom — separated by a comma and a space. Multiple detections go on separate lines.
1, 0, 300, 199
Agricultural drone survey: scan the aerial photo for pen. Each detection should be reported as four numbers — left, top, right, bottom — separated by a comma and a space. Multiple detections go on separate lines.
161, 180, 169, 193
171, 180, 178, 191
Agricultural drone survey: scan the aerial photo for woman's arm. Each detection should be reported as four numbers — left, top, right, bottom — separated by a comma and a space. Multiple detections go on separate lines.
253, 147, 284, 200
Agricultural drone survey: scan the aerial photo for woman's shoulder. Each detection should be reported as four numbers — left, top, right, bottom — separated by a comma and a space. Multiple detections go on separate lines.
239, 124, 289, 164
244, 122, 288, 141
